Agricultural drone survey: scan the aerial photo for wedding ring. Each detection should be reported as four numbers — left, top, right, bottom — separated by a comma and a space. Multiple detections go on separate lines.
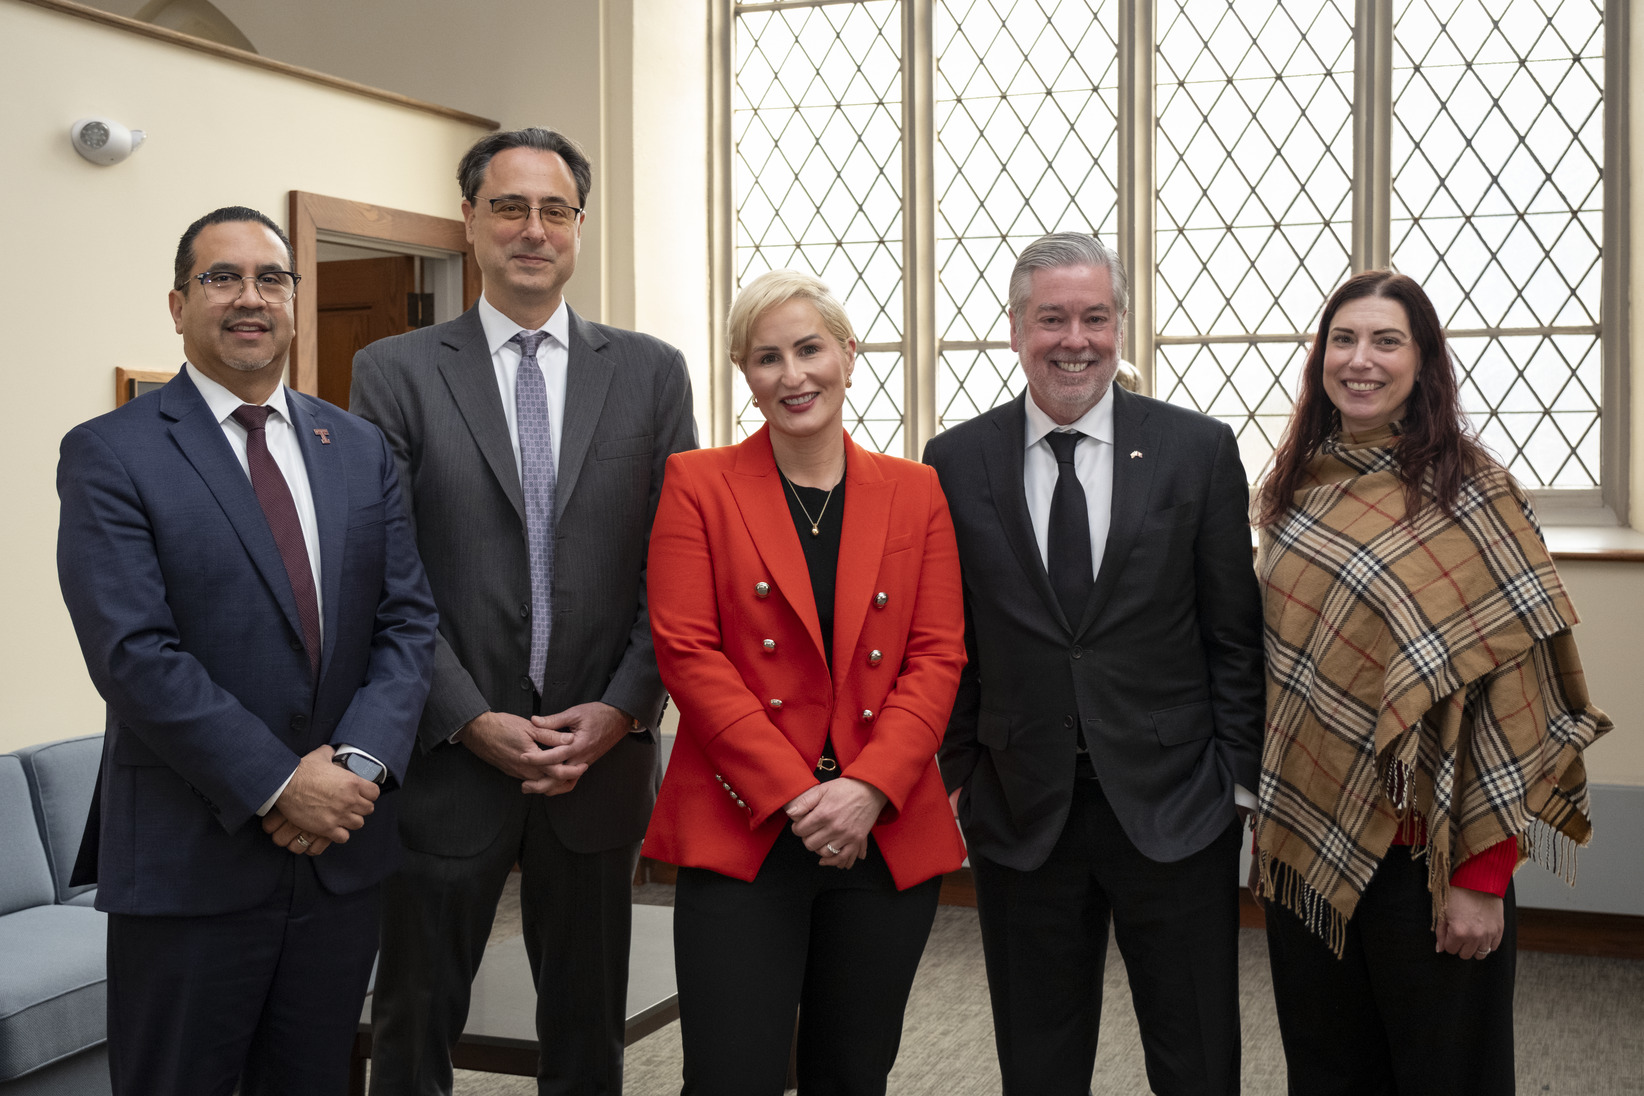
1477, 947, 1491, 957
295, 833, 311, 849
825, 843, 841, 855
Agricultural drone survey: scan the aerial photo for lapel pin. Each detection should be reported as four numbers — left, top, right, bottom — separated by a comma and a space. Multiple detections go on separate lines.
313, 428, 331, 445
1130, 450, 1143, 459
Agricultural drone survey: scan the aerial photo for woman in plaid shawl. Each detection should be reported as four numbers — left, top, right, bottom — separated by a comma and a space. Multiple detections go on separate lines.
1251, 271, 1609, 1094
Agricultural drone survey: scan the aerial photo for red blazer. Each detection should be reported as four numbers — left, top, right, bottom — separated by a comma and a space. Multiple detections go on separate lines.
642, 427, 967, 889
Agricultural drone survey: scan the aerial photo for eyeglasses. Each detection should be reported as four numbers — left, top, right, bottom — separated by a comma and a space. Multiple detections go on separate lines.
479, 197, 584, 227
188, 271, 302, 303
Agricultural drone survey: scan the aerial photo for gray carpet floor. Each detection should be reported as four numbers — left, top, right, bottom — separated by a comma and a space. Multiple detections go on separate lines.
444, 878, 1643, 1095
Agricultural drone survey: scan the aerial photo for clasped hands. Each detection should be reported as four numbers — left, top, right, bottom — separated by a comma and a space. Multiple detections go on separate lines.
784, 776, 888, 870
263, 745, 379, 857
459, 702, 635, 796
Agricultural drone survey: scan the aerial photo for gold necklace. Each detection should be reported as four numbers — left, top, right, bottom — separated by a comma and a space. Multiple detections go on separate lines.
783, 468, 839, 537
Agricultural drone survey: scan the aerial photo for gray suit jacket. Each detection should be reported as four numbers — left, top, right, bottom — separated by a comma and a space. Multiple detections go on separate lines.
924, 387, 1263, 870
351, 305, 696, 856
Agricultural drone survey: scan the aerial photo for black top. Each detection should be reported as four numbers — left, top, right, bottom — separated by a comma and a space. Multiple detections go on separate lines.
779, 467, 846, 670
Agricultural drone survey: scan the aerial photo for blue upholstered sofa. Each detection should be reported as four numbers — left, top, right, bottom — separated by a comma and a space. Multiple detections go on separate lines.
0, 735, 109, 1094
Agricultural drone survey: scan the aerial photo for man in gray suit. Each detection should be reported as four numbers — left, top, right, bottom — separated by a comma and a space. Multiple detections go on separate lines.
923, 234, 1263, 1096
350, 127, 696, 1096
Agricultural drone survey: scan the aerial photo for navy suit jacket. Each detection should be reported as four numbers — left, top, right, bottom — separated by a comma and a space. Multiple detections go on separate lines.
57, 368, 438, 916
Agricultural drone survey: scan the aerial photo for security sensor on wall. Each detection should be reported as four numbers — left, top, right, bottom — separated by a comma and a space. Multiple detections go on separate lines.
70, 118, 146, 165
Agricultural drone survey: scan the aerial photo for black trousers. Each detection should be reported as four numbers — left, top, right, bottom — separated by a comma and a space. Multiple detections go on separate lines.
1265, 846, 1518, 1096
971, 775, 1243, 1096
369, 794, 641, 1096
106, 856, 379, 1096
673, 827, 942, 1096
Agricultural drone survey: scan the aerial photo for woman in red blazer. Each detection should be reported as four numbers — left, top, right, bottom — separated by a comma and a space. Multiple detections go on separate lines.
642, 270, 967, 1094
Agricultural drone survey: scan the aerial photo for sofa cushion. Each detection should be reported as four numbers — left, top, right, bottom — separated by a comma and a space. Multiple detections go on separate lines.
0, 757, 55, 917
14, 736, 101, 905
0, 903, 107, 1081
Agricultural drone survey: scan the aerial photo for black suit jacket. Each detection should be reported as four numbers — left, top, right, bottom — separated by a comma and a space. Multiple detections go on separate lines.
924, 387, 1263, 870
351, 305, 697, 857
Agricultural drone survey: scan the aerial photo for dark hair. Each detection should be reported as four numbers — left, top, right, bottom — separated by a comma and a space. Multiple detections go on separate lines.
1256, 270, 1494, 526
456, 127, 593, 208
173, 207, 294, 291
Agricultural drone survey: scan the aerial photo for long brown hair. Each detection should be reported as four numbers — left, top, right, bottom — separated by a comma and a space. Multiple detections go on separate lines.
1256, 270, 1493, 526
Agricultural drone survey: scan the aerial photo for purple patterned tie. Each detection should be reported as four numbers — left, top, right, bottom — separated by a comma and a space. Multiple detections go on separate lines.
513, 331, 557, 695
232, 404, 321, 678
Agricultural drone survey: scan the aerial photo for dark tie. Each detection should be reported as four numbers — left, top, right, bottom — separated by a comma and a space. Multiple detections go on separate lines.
1046, 430, 1093, 628
513, 331, 557, 695
232, 404, 321, 678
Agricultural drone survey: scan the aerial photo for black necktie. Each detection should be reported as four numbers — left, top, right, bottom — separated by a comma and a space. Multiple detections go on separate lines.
232, 404, 321, 678
1046, 430, 1093, 628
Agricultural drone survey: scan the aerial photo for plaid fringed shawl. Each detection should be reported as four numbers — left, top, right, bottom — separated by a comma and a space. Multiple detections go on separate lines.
1253, 427, 1610, 955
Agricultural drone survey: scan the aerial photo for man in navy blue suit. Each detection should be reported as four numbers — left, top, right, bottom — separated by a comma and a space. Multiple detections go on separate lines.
56, 206, 439, 1096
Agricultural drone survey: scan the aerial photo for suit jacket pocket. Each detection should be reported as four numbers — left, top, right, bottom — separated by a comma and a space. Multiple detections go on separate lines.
882, 533, 915, 556
1151, 700, 1212, 747
596, 434, 654, 461
977, 710, 1012, 750
1142, 499, 1199, 531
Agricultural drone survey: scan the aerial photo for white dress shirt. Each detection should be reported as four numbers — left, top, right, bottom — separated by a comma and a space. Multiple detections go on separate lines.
478, 293, 570, 480
1022, 385, 1115, 580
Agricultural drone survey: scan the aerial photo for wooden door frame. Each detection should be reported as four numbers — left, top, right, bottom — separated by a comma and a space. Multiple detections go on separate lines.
288, 191, 481, 395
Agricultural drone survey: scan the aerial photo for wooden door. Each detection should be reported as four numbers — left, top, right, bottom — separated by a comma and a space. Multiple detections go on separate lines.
316, 255, 416, 409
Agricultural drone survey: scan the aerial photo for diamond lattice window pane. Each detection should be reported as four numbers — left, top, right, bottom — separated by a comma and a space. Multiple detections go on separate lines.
934, 0, 1120, 357
1156, 0, 1354, 341
1449, 333, 1602, 487
734, 0, 907, 385
1156, 339, 1308, 479
937, 348, 1026, 432
1391, 0, 1603, 489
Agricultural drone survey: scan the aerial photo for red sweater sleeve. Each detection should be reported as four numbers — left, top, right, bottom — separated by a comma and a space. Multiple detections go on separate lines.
1450, 838, 1517, 897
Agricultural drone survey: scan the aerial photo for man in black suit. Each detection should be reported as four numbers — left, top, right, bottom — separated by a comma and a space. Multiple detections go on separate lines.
923, 233, 1263, 1096
351, 128, 696, 1095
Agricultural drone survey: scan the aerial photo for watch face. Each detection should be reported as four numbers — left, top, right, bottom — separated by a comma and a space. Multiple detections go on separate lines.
341, 753, 385, 784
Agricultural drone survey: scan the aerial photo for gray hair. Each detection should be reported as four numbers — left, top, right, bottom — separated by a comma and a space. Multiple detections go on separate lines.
456, 127, 592, 209
1006, 233, 1130, 324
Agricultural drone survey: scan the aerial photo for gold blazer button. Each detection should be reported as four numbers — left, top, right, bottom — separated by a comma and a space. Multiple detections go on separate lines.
755, 582, 770, 598
861, 709, 875, 722
868, 650, 883, 665
874, 592, 888, 608
762, 638, 777, 653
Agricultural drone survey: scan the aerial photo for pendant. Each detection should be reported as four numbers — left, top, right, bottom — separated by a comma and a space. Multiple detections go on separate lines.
810, 525, 820, 537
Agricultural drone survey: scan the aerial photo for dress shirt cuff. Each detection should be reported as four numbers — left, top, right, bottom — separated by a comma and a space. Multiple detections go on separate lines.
256, 767, 297, 817
1233, 783, 1257, 813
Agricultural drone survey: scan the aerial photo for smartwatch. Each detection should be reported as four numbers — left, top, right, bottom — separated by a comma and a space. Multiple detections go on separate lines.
334, 751, 387, 786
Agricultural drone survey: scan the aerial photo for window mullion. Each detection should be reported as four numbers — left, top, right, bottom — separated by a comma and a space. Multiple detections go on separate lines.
1352, 0, 1393, 271
1601, 0, 1630, 521
903, 0, 937, 458
1119, 0, 1154, 389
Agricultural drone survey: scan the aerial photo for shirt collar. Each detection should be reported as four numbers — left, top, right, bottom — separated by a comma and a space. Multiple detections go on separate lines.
185, 362, 293, 427
478, 293, 570, 356
1022, 379, 1117, 450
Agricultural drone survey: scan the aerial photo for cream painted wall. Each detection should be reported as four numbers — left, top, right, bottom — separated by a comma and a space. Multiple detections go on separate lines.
1559, 561, 1644, 785
82, 0, 717, 425
0, 0, 489, 753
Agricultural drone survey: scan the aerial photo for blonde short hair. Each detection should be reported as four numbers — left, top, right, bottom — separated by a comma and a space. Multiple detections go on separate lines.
727, 270, 856, 368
